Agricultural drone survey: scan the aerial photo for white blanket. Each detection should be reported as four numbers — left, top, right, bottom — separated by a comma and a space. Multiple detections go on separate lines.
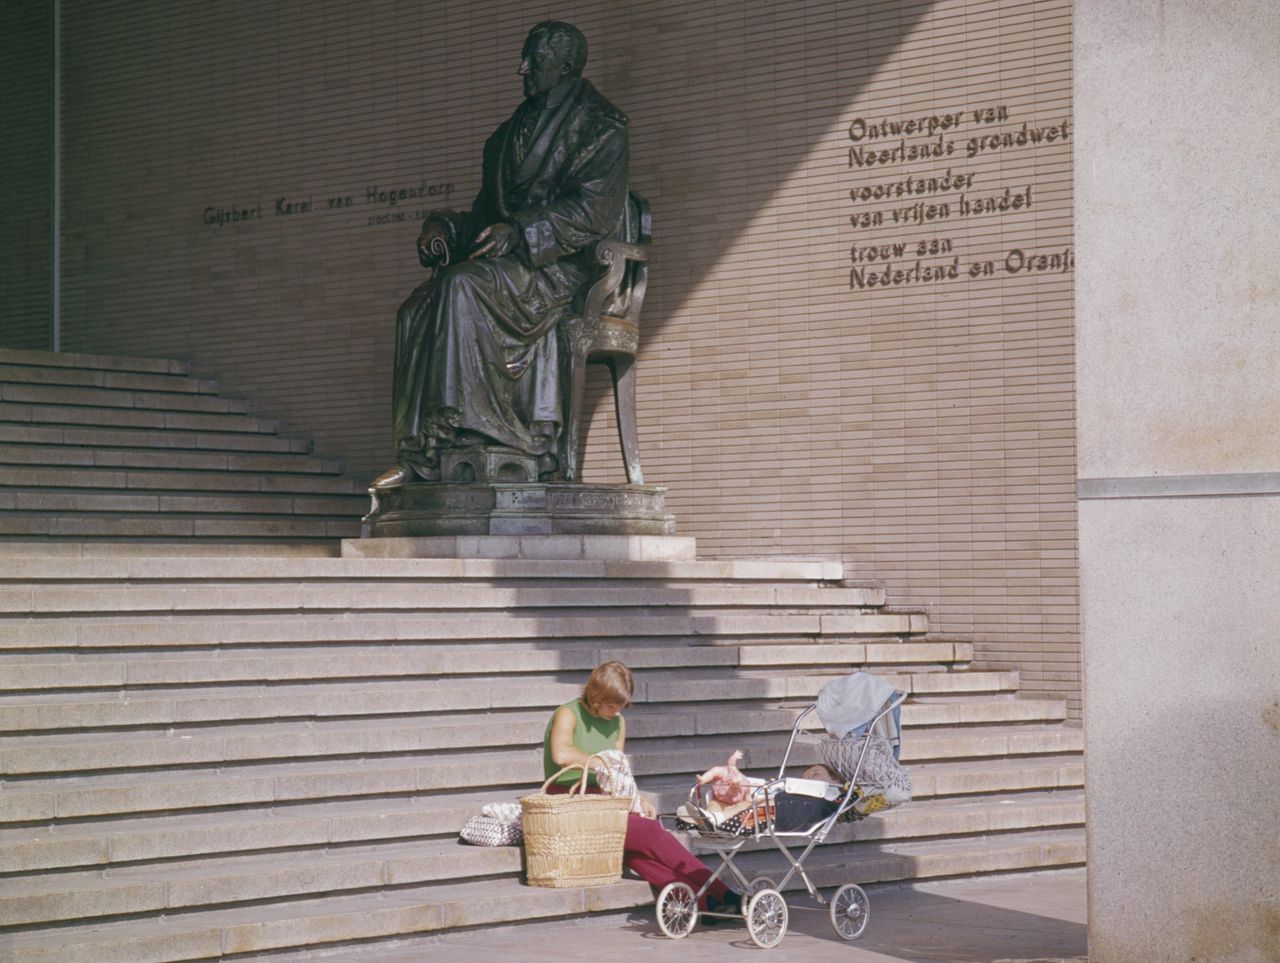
592, 749, 644, 813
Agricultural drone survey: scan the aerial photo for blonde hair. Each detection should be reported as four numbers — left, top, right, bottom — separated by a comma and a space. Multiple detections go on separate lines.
581, 660, 634, 714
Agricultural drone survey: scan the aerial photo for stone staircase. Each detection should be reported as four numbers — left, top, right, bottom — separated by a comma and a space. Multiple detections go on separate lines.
0, 552, 1085, 962
0, 348, 365, 549
0, 349, 1083, 960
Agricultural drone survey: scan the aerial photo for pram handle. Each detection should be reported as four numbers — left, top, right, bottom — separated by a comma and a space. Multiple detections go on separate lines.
777, 690, 909, 779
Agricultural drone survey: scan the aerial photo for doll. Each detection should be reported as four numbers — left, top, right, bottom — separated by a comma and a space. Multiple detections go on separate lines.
696, 749, 761, 813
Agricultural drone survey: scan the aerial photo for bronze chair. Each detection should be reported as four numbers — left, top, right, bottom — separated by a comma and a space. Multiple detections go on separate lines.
558, 191, 651, 484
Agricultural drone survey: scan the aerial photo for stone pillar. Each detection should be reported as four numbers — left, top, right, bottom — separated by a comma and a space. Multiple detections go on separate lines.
1075, 2, 1280, 961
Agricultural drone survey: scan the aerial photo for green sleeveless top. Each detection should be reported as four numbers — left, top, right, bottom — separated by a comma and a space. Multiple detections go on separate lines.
542, 699, 622, 788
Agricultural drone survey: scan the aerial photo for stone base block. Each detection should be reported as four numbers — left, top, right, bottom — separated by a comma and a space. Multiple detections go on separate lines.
359, 482, 678, 542
341, 533, 697, 561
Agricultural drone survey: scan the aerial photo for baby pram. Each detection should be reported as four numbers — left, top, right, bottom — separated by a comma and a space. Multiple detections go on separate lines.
655, 688, 908, 949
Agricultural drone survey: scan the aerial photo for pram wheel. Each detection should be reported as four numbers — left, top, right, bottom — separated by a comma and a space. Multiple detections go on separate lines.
746, 888, 788, 949
747, 875, 778, 896
829, 883, 870, 940
656, 881, 698, 939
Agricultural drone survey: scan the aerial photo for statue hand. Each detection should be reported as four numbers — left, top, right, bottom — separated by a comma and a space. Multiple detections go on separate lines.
417, 222, 449, 267
471, 223, 516, 259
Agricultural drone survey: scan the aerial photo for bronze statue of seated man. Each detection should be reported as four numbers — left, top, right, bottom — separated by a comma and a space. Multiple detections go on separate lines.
372, 20, 630, 490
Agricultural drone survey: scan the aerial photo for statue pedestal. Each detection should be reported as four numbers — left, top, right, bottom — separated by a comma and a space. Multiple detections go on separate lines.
352, 482, 691, 560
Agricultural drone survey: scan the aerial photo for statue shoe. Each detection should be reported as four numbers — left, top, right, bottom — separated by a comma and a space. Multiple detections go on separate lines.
369, 463, 416, 490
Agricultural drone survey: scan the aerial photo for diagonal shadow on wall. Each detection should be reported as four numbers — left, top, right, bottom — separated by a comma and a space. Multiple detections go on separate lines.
564, 1, 941, 474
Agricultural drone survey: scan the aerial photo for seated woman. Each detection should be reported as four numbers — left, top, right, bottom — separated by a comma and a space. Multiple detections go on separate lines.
542, 660, 742, 915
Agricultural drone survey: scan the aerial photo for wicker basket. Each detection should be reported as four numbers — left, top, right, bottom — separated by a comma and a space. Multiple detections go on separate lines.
521, 757, 631, 888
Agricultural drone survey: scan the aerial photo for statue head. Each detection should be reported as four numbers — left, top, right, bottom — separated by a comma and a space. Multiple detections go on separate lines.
520, 21, 588, 99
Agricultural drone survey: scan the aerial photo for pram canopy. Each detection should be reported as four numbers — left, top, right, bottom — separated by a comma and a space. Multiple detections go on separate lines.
816, 670, 903, 757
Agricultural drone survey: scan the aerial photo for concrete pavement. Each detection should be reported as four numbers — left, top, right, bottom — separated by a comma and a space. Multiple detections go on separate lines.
282, 868, 1087, 962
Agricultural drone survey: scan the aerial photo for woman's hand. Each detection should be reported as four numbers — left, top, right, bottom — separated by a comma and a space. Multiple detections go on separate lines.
639, 794, 657, 819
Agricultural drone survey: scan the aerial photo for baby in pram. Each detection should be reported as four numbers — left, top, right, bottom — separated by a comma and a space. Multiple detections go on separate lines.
801, 763, 843, 783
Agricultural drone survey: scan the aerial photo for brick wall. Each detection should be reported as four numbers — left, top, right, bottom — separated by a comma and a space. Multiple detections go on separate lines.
45, 0, 1079, 714
1, 0, 54, 349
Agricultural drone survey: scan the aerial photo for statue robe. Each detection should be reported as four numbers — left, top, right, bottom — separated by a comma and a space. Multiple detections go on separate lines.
392, 78, 629, 468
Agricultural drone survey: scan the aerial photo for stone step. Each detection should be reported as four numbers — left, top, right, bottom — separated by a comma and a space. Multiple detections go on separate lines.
275, 868, 1092, 963
0, 351, 373, 555
0, 726, 1078, 824
0, 611, 935, 650
0, 762, 1084, 872
0, 640, 972, 694
0, 381, 249, 415
0, 464, 362, 496
0, 348, 189, 376
0, 401, 280, 435
0, 582, 886, 616
0, 554, 848, 584
907, 753, 1084, 798
0, 489, 366, 519
0, 751, 1083, 840
0, 421, 311, 454
0, 362, 219, 396
0, 540, 342, 559
0, 444, 344, 475
0, 828, 1087, 962
0, 513, 360, 541
0, 697, 1064, 777
0, 671, 1018, 733
0, 791, 1084, 928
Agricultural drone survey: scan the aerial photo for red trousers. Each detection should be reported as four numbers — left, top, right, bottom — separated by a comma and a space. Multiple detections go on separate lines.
623, 811, 730, 907
545, 786, 730, 907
